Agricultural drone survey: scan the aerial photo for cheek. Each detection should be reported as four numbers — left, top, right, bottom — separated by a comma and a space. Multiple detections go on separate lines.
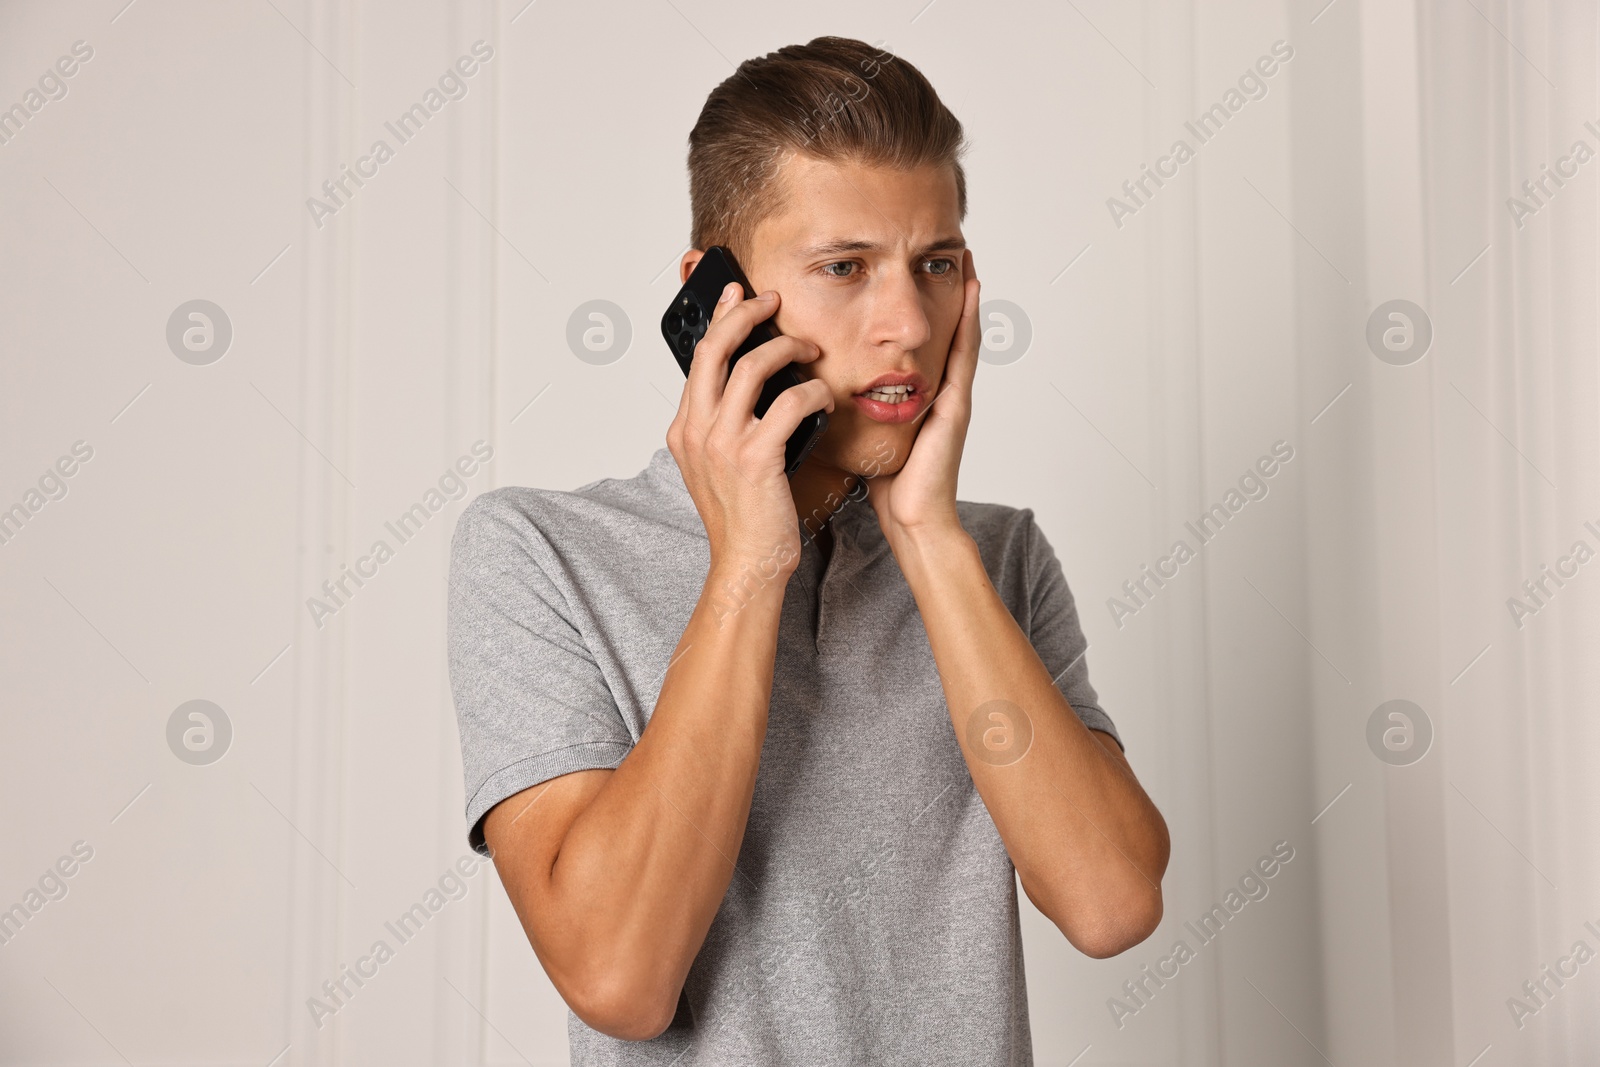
802, 350, 844, 391
773, 291, 854, 344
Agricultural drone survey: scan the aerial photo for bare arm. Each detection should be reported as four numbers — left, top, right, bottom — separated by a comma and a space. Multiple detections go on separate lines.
482, 283, 830, 1040
484, 557, 784, 1039
864, 248, 1168, 958
892, 528, 1169, 958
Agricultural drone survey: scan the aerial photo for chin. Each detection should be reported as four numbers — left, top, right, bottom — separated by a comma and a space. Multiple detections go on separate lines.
814, 423, 914, 480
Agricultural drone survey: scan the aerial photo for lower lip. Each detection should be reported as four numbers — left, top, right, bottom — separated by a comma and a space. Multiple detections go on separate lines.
852, 391, 926, 423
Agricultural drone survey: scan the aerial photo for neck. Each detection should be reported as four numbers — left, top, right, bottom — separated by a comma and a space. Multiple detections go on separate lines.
790, 457, 863, 543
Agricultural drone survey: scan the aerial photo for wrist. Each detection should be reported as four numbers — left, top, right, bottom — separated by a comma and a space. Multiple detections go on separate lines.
706, 547, 798, 608
885, 523, 978, 585
708, 536, 802, 582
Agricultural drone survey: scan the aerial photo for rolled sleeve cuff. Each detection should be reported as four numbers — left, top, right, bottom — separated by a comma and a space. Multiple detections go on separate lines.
1069, 703, 1123, 753
465, 739, 633, 856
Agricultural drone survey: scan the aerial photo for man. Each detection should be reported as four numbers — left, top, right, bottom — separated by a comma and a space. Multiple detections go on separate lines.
448, 35, 1169, 1064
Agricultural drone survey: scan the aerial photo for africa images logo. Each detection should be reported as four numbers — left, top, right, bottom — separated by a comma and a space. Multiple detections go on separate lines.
305, 442, 493, 629
304, 41, 494, 229
1107, 840, 1296, 1029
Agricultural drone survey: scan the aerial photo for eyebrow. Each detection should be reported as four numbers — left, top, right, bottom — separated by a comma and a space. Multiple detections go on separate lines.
795, 235, 967, 259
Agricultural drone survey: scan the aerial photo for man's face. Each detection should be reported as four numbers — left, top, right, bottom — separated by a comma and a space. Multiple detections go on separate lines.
686, 153, 967, 479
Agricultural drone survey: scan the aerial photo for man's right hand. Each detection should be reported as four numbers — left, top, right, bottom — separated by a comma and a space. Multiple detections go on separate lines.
667, 281, 833, 575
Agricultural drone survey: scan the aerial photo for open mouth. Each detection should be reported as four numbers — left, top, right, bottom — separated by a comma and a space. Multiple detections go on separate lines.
852, 381, 928, 424
861, 383, 915, 404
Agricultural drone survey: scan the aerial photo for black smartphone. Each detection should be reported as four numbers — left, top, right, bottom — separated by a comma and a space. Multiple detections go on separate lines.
661, 246, 828, 476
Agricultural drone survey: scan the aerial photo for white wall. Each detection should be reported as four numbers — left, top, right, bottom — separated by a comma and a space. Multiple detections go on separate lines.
1, 1, 1595, 1064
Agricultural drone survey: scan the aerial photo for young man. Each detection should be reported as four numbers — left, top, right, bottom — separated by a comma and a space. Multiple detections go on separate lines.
448, 35, 1169, 1064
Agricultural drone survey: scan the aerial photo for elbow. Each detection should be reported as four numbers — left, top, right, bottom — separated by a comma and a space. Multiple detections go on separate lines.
1075, 811, 1172, 958
1067, 887, 1164, 959
565, 970, 681, 1042
519, 891, 684, 1040
1038, 820, 1171, 959
1031, 865, 1166, 960
1079, 834, 1169, 958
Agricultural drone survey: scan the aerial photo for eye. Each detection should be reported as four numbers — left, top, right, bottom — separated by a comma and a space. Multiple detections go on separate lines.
820, 261, 858, 278
922, 257, 957, 276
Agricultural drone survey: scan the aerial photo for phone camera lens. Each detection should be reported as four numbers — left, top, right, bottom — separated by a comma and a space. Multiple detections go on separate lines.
677, 331, 694, 355
666, 311, 683, 334
682, 303, 701, 328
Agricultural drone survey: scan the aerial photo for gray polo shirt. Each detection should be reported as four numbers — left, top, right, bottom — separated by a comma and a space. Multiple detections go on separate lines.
447, 445, 1120, 1066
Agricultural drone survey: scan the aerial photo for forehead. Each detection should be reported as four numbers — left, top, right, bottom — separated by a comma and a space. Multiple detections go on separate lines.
752, 152, 962, 254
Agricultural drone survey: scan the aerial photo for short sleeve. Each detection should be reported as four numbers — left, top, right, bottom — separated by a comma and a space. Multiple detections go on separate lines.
447, 491, 635, 855
1023, 511, 1123, 752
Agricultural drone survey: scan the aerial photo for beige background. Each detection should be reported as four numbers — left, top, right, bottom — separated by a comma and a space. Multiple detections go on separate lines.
1, 0, 1595, 1064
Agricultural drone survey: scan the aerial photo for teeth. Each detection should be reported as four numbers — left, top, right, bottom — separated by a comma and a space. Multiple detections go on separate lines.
863, 385, 913, 403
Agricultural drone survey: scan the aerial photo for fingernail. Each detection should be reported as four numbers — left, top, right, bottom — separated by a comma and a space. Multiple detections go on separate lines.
757, 290, 776, 302
720, 283, 739, 304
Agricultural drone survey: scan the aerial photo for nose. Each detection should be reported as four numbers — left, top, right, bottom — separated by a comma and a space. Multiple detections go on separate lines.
867, 265, 932, 353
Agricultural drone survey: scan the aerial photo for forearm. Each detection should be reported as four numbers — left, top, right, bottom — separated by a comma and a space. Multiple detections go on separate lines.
548, 558, 786, 1013
891, 526, 1168, 957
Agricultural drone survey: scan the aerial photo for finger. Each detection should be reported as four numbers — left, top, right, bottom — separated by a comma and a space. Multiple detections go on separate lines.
930, 252, 982, 425
951, 250, 981, 380
684, 288, 779, 424
720, 335, 820, 423
680, 281, 740, 422
671, 280, 737, 453
751, 378, 834, 453
708, 280, 741, 324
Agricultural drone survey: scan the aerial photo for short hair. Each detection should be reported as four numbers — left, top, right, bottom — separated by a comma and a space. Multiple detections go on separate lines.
686, 36, 968, 264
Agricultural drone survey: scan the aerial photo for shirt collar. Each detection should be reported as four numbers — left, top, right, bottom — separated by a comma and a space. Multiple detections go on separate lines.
648, 446, 693, 506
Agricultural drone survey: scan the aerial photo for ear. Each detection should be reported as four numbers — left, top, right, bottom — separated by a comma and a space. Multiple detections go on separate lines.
679, 248, 706, 285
